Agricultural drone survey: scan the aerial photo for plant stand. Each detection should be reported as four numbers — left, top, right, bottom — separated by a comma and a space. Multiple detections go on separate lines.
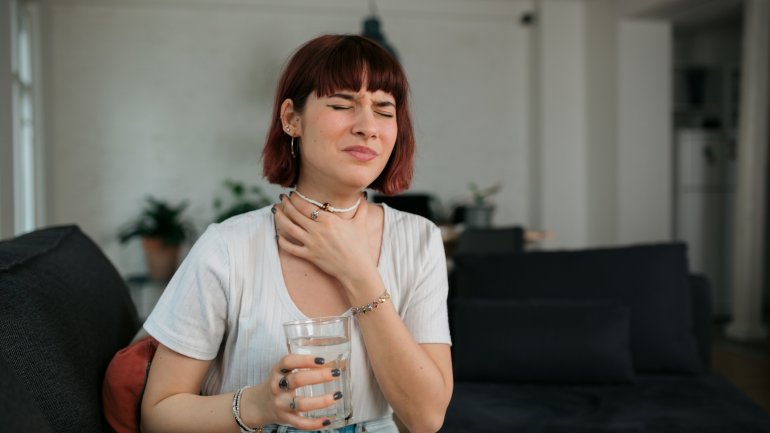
465, 205, 495, 228
142, 237, 180, 281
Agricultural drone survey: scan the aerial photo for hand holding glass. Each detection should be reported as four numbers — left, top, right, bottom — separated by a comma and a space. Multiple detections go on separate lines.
283, 316, 352, 427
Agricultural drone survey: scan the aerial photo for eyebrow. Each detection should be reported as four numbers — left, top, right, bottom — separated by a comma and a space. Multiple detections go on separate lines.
330, 93, 396, 108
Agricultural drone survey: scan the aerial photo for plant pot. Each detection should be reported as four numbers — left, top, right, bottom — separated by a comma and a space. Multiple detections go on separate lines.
142, 237, 180, 282
465, 205, 495, 228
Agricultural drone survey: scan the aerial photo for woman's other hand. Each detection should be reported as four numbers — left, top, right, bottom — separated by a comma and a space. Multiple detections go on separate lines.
273, 193, 377, 290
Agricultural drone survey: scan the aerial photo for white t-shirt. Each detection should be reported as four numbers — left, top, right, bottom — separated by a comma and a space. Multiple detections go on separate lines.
143, 203, 451, 423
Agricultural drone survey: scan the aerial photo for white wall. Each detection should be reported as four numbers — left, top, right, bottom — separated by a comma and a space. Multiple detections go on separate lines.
532, 0, 588, 248
617, 19, 673, 243
584, 0, 619, 246
45, 0, 534, 275
40, 0, 679, 275
531, 0, 674, 249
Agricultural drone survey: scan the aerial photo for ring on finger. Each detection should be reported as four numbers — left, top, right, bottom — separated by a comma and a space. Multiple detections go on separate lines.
289, 396, 298, 411
278, 375, 290, 391
310, 210, 320, 221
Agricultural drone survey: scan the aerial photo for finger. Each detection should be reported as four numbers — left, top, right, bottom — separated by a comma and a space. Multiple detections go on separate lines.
279, 393, 338, 431
287, 191, 319, 216
275, 354, 327, 373
283, 194, 318, 229
274, 205, 309, 246
271, 355, 327, 393
280, 367, 341, 392
277, 235, 309, 260
290, 392, 343, 414
282, 412, 334, 431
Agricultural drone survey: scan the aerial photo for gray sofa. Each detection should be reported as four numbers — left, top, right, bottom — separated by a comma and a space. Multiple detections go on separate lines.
441, 243, 770, 432
4, 226, 769, 433
0, 225, 140, 433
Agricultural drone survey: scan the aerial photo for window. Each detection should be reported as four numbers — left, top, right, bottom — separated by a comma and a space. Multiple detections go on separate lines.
11, 0, 42, 234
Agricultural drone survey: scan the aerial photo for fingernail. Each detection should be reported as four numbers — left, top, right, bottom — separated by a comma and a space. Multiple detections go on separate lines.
271, 206, 277, 215
333, 391, 343, 400
322, 419, 331, 427
331, 368, 341, 377
315, 357, 325, 365
363, 191, 368, 200
279, 193, 285, 201
289, 191, 294, 197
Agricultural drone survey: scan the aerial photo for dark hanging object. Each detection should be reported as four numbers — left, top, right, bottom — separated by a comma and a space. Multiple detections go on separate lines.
361, 11, 398, 59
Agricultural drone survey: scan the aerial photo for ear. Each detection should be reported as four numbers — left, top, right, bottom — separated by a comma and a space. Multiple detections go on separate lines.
280, 99, 302, 136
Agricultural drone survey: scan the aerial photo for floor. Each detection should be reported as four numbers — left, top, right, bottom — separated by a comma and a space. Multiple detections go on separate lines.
711, 320, 770, 414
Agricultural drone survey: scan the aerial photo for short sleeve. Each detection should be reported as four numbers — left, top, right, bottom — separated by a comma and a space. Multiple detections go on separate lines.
143, 225, 229, 360
401, 224, 452, 345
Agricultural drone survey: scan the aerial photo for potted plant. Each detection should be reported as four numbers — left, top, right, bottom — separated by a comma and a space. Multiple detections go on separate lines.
212, 179, 272, 223
118, 196, 195, 281
465, 182, 502, 228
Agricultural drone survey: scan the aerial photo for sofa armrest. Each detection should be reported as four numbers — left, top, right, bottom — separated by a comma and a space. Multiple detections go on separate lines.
0, 225, 141, 432
689, 274, 712, 371
0, 354, 55, 433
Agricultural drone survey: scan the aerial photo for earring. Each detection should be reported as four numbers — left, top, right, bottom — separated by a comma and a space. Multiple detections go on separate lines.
290, 136, 296, 158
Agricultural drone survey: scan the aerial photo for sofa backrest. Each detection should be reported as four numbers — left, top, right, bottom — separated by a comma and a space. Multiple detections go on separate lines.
452, 243, 705, 375
455, 227, 525, 255
0, 225, 140, 433
688, 274, 712, 370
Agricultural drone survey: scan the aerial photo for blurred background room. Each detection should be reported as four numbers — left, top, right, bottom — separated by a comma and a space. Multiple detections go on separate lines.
1, 0, 769, 427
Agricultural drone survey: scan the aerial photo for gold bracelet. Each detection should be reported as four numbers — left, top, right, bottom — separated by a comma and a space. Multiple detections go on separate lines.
351, 290, 390, 317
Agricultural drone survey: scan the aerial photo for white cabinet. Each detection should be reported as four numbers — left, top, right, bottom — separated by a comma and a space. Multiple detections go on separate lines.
674, 129, 735, 316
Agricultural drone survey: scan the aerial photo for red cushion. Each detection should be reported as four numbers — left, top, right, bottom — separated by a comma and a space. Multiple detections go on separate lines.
102, 336, 159, 433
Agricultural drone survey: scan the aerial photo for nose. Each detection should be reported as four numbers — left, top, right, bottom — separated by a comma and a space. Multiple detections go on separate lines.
353, 109, 378, 139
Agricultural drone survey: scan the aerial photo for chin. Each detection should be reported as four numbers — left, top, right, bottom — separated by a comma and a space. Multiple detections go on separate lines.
335, 168, 383, 190
338, 176, 379, 192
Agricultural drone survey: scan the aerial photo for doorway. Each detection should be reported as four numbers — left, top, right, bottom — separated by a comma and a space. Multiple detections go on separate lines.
671, 4, 743, 318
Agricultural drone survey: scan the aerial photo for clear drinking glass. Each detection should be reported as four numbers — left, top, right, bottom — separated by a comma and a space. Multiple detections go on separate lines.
283, 316, 352, 427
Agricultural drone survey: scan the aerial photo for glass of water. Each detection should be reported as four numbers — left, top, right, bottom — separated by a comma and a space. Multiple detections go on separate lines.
283, 316, 352, 427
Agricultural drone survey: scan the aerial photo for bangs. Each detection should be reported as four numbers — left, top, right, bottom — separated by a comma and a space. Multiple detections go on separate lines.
310, 37, 406, 104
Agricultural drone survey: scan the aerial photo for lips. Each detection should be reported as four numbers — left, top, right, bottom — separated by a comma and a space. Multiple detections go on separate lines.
343, 145, 378, 162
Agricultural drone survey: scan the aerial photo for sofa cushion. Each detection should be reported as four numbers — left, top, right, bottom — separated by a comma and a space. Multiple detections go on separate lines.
454, 243, 703, 374
441, 374, 770, 433
103, 335, 159, 433
452, 299, 635, 383
0, 225, 140, 433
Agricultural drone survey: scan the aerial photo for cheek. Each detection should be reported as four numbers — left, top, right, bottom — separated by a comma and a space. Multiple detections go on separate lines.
383, 125, 398, 153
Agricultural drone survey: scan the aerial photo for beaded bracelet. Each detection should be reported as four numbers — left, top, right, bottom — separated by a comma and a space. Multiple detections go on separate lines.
351, 290, 391, 316
232, 386, 264, 433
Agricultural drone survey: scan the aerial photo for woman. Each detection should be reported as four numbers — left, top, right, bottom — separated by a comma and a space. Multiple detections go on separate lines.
141, 34, 453, 433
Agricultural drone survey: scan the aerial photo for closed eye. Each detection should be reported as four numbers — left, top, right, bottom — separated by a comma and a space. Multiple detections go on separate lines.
328, 105, 352, 110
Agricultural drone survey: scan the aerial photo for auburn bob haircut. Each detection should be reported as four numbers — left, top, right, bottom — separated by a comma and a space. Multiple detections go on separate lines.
261, 34, 414, 195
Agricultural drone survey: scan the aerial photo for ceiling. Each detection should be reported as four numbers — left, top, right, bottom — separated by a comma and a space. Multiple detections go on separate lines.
624, 0, 743, 30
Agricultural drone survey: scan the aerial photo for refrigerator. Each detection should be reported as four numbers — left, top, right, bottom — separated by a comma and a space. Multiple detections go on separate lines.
674, 128, 736, 317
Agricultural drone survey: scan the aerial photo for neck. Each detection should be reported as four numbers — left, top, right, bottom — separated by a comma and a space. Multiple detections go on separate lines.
294, 181, 365, 218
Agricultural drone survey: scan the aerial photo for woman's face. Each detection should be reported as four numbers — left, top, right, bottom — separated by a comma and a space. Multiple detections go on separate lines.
290, 87, 398, 192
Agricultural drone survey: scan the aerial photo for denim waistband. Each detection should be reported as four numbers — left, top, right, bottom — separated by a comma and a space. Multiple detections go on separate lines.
263, 415, 394, 433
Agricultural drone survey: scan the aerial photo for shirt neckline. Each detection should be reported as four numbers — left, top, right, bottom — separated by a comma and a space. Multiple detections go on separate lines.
270, 203, 392, 320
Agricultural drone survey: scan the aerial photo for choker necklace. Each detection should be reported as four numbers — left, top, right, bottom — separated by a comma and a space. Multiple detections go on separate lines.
293, 190, 362, 213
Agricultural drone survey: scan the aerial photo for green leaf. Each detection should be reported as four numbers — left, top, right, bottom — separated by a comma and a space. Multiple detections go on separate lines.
117, 195, 194, 245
